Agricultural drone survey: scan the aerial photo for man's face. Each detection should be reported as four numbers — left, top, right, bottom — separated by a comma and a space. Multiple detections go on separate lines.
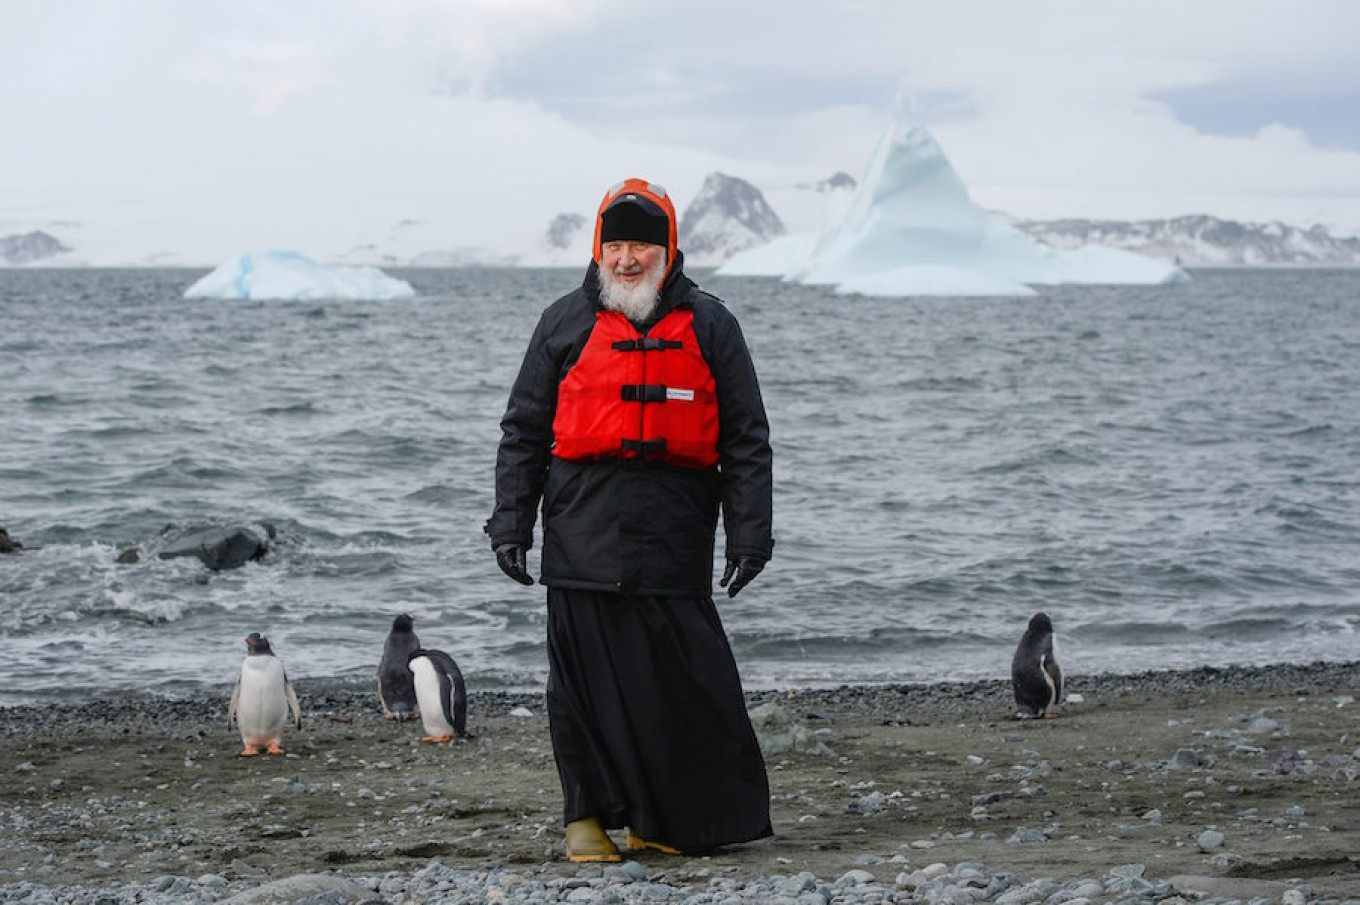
601, 241, 666, 286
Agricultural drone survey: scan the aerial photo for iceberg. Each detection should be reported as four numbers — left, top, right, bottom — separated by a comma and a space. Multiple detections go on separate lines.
711, 233, 819, 278
717, 102, 1188, 296
836, 265, 1036, 298
184, 250, 416, 300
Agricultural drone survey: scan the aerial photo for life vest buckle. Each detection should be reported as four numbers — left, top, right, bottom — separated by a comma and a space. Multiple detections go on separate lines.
621, 438, 666, 456
611, 338, 683, 352
621, 384, 668, 403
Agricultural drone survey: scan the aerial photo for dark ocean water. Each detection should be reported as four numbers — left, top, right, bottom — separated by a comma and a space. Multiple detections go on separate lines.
1, 267, 1358, 705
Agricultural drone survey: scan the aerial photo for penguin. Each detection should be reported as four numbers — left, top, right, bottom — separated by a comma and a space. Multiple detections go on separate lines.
227, 632, 303, 755
378, 613, 421, 722
1011, 612, 1063, 719
407, 648, 469, 743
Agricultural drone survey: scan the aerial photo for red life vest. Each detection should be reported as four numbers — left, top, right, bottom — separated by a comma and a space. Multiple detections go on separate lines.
553, 309, 720, 469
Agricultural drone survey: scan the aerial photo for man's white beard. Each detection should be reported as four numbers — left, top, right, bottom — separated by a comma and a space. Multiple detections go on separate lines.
598, 256, 665, 323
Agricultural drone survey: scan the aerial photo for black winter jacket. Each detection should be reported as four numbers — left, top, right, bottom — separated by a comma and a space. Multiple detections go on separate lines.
486, 254, 774, 596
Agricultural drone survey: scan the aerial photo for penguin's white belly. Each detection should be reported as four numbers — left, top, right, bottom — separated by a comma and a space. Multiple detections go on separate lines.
237, 659, 290, 741
411, 658, 453, 737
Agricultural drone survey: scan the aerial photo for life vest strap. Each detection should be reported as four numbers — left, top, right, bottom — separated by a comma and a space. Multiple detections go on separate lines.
621, 384, 668, 403
611, 338, 684, 352
621, 438, 666, 455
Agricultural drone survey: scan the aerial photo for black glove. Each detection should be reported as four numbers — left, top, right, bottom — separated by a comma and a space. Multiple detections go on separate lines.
719, 555, 765, 598
494, 543, 534, 586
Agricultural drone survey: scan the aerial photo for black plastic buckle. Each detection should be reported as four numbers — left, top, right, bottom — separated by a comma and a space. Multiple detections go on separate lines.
621, 384, 668, 403
621, 438, 666, 455
612, 338, 683, 352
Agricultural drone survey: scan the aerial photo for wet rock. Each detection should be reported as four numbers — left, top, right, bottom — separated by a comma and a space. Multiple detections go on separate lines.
0, 526, 22, 553
120, 521, 278, 571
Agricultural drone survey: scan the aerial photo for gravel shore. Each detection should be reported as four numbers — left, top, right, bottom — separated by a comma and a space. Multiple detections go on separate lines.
3, 661, 1359, 903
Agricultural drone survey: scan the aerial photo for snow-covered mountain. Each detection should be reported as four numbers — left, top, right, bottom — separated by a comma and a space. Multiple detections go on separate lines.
1010, 215, 1360, 267
677, 172, 787, 266
545, 213, 588, 252
1, 231, 70, 265
796, 172, 857, 193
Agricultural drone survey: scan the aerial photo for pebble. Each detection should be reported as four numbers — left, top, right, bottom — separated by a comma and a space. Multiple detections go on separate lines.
8, 858, 1304, 905
3, 666, 1356, 905
1245, 716, 1281, 734
1196, 828, 1226, 851
1170, 748, 1201, 768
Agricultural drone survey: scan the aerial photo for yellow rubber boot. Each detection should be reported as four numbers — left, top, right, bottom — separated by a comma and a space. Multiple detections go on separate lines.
565, 817, 621, 863
625, 829, 682, 855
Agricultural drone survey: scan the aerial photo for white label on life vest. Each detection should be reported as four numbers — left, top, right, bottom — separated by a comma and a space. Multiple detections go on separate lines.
666, 387, 695, 402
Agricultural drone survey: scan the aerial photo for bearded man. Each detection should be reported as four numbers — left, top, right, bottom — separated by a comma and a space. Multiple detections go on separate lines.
486, 178, 774, 861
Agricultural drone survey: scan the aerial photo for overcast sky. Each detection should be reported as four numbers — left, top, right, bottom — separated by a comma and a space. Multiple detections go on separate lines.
4, 0, 1359, 259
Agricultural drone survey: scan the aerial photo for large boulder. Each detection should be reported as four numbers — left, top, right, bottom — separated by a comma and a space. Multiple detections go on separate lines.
118, 522, 277, 571
0, 526, 22, 554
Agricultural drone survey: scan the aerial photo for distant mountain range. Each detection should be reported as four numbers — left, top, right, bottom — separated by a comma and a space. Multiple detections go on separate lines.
4, 184, 1360, 269
0, 231, 69, 266
1008, 215, 1360, 267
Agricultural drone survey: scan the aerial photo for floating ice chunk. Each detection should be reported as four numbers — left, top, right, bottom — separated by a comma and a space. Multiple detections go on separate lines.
721, 100, 1187, 296
184, 250, 415, 300
714, 232, 818, 277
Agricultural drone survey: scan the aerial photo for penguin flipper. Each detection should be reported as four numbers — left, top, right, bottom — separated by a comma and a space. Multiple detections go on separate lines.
451, 665, 468, 739
428, 649, 469, 739
228, 680, 241, 729
284, 676, 303, 730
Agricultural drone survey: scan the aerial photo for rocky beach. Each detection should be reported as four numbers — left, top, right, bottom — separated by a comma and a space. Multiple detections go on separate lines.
1, 661, 1358, 903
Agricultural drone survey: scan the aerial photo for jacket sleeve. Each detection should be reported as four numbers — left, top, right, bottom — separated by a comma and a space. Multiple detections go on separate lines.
705, 303, 775, 563
485, 311, 559, 550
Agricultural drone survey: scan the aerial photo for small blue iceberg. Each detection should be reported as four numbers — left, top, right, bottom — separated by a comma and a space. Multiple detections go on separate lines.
184, 250, 415, 301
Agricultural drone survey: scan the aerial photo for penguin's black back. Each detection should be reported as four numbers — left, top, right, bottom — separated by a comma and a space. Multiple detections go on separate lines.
1011, 612, 1059, 717
378, 615, 421, 716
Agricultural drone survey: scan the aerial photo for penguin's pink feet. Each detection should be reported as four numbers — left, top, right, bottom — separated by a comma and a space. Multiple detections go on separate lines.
241, 744, 260, 757
1043, 712, 1057, 720
266, 741, 286, 755
421, 734, 452, 744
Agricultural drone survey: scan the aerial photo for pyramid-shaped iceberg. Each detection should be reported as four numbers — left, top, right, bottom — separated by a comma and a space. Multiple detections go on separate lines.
719, 103, 1188, 296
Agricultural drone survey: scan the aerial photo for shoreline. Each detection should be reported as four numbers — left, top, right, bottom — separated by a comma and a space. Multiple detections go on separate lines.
3, 660, 1359, 902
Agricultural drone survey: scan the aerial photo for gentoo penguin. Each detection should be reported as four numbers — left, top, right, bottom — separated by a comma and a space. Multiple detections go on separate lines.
1011, 612, 1063, 719
227, 633, 302, 755
378, 613, 421, 722
407, 648, 469, 743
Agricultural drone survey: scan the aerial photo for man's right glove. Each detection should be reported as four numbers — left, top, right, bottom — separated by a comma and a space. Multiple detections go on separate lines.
494, 543, 534, 586
719, 555, 765, 598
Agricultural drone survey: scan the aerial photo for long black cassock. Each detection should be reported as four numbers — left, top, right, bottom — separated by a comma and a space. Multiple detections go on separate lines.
487, 254, 776, 851
546, 589, 771, 851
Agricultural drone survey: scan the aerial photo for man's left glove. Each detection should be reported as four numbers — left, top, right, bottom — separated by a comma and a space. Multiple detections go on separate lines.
494, 543, 535, 586
719, 555, 765, 598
